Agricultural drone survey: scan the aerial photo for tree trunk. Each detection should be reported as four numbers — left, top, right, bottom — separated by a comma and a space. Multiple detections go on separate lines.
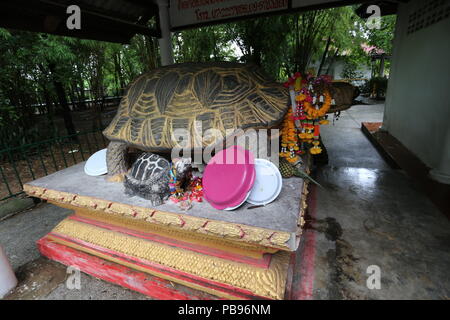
114, 52, 125, 95
251, 46, 262, 67
69, 86, 78, 111
379, 55, 386, 78
48, 63, 76, 136
325, 48, 340, 76
317, 36, 332, 76
77, 80, 87, 110
42, 86, 53, 116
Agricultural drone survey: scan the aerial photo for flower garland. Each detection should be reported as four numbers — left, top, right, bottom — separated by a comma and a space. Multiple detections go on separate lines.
280, 108, 300, 163
302, 90, 332, 118
280, 72, 334, 157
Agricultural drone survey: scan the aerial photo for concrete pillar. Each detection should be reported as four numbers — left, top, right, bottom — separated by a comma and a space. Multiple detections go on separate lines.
156, 0, 174, 66
380, 11, 402, 132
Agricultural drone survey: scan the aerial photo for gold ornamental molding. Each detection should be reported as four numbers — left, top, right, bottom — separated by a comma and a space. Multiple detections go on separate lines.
71, 208, 277, 259
24, 184, 298, 251
49, 218, 291, 300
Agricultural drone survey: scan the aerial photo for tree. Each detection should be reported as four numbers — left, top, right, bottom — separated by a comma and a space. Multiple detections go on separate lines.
173, 25, 236, 63
36, 34, 77, 135
316, 6, 364, 76
363, 15, 397, 78
363, 15, 397, 55
225, 15, 290, 79
0, 5, 396, 148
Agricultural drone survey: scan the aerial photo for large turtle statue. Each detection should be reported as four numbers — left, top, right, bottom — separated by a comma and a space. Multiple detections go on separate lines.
103, 62, 289, 181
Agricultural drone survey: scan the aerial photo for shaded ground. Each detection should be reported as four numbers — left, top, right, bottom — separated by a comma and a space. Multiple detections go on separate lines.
0, 203, 151, 300
0, 203, 71, 270
4, 256, 153, 300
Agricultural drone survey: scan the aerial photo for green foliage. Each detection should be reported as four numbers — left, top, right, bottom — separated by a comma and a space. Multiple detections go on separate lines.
226, 15, 290, 78
341, 60, 365, 79
0, 6, 396, 147
174, 25, 236, 62
0, 28, 11, 40
355, 14, 397, 78
361, 77, 389, 98
0, 28, 160, 146
171, 6, 367, 81
364, 15, 397, 55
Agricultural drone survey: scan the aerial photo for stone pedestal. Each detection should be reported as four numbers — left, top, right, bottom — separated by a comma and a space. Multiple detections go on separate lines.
24, 162, 309, 300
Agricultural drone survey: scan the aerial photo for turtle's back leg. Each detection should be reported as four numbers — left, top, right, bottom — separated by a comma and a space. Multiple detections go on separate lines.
106, 141, 128, 182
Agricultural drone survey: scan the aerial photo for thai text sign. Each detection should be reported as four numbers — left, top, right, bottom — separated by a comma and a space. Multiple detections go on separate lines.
169, 0, 289, 29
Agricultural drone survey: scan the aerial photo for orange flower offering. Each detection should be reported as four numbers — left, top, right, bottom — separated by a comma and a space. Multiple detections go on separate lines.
280, 108, 300, 163
283, 72, 335, 156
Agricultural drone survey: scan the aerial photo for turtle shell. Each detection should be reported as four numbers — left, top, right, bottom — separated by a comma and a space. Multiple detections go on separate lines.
128, 153, 169, 181
103, 62, 289, 152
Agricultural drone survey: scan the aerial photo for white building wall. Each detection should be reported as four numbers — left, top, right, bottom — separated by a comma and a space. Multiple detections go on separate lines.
382, 0, 450, 183
310, 58, 371, 80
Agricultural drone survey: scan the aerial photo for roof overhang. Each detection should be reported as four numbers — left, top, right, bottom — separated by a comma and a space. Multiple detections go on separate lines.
0, 0, 406, 43
0, 0, 161, 44
355, 1, 409, 18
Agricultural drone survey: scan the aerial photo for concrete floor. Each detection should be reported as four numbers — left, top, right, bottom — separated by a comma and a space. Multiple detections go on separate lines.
1, 103, 449, 300
315, 104, 450, 299
0, 204, 151, 300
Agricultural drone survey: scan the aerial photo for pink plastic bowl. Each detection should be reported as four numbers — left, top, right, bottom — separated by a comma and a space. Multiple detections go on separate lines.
203, 146, 255, 210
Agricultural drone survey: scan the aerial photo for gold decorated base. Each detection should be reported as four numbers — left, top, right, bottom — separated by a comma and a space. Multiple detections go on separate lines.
46, 208, 292, 300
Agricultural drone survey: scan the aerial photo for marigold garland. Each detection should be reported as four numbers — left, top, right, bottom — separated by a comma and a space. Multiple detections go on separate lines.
280, 108, 300, 163
282, 72, 335, 157
303, 91, 332, 118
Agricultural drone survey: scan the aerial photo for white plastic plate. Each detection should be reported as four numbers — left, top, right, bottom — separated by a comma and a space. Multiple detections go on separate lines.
84, 148, 108, 176
246, 159, 282, 206
223, 191, 251, 211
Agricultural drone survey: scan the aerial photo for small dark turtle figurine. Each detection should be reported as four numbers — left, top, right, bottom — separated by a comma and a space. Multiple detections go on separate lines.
124, 153, 192, 206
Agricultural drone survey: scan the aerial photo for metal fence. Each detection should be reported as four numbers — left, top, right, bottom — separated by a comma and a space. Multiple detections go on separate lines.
0, 129, 108, 201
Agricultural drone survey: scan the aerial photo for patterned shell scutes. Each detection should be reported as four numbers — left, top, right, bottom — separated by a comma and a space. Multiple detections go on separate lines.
103, 62, 289, 152
129, 153, 169, 181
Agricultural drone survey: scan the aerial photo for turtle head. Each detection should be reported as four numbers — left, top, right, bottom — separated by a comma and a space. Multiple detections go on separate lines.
172, 157, 192, 179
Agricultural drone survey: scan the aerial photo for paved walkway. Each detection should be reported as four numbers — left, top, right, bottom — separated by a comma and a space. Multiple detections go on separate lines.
313, 104, 450, 299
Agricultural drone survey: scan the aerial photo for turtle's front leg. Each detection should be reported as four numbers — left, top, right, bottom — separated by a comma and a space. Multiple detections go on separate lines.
106, 141, 129, 182
149, 194, 164, 206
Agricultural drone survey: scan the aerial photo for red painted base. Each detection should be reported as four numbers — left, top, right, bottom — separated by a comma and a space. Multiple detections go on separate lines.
37, 236, 299, 300
37, 236, 221, 300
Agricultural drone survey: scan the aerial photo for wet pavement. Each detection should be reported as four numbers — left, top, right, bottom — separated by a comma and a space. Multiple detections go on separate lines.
314, 104, 450, 299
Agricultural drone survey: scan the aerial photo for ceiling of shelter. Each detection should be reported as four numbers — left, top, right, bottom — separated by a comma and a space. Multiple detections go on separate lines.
0, 0, 403, 43
0, 0, 161, 43
355, 0, 407, 18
